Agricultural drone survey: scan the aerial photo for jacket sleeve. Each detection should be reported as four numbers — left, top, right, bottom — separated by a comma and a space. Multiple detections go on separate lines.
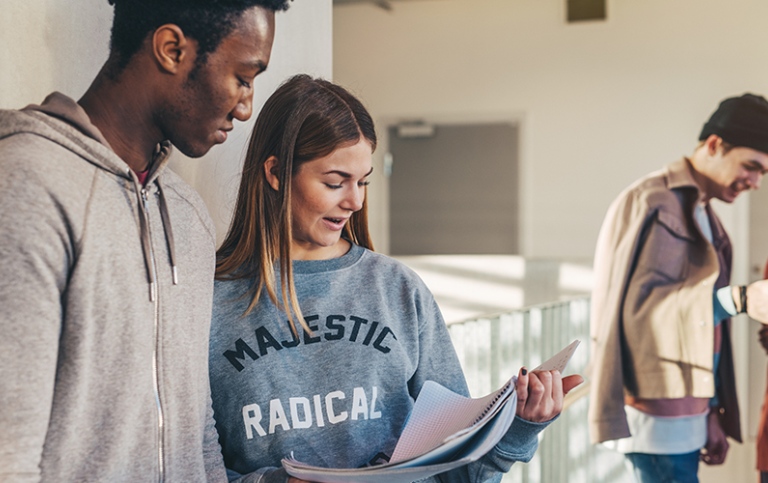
0, 142, 76, 481
587, 188, 650, 444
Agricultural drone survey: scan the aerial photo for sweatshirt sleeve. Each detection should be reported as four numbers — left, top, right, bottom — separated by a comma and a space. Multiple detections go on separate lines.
409, 283, 550, 483
433, 417, 550, 483
0, 140, 76, 481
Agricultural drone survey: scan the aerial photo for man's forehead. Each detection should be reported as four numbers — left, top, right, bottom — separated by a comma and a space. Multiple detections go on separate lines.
213, 7, 275, 65
230, 5, 276, 41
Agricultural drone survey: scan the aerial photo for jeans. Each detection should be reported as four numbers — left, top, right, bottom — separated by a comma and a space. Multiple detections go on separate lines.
625, 451, 700, 483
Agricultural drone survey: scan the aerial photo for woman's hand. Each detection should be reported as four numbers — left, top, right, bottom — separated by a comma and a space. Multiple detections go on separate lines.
514, 367, 584, 422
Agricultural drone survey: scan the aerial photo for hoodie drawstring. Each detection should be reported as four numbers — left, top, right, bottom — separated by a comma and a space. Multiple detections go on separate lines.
156, 179, 179, 286
135, 177, 179, 302
137, 186, 156, 302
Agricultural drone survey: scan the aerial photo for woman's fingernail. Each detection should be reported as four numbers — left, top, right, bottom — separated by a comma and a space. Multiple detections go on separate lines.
521, 368, 528, 376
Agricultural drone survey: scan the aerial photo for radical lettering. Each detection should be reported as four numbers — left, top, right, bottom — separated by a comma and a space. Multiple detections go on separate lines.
241, 386, 383, 438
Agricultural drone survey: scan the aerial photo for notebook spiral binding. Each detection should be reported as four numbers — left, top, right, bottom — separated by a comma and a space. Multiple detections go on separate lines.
472, 380, 512, 425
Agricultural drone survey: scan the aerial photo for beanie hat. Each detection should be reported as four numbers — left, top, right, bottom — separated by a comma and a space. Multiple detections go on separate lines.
699, 93, 768, 154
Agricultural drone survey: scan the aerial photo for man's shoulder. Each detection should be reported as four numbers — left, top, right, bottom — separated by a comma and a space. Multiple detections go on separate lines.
158, 168, 215, 240
0, 117, 100, 190
615, 164, 688, 212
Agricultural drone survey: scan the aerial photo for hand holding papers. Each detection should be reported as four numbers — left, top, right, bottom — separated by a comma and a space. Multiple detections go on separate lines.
282, 339, 581, 483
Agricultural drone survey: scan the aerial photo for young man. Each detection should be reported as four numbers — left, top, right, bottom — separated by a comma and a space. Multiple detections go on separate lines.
0, 0, 290, 481
588, 93, 768, 483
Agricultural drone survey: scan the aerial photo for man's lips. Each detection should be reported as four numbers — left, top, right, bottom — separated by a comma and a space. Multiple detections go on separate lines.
216, 127, 233, 143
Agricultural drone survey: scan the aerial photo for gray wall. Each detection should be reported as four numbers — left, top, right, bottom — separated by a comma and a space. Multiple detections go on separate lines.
389, 122, 519, 255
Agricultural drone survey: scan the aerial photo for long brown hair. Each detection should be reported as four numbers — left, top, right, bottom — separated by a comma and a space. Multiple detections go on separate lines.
216, 74, 377, 334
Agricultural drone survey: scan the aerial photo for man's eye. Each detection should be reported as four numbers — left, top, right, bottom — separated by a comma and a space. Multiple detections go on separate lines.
239, 78, 252, 89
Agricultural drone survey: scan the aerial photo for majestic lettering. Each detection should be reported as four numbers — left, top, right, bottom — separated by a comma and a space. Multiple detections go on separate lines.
222, 314, 398, 371
223, 338, 259, 372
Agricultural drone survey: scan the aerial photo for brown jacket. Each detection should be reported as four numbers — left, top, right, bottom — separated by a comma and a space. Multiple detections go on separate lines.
588, 158, 741, 445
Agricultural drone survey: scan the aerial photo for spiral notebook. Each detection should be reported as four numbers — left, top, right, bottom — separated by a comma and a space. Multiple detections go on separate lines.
282, 339, 580, 483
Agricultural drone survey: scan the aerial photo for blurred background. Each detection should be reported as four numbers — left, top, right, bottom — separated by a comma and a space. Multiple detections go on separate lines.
4, 0, 768, 481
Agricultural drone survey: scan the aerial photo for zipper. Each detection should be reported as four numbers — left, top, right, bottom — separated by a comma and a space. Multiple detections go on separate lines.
141, 187, 165, 482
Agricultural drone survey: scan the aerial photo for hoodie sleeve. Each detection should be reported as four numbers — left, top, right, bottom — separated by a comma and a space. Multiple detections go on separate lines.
0, 134, 79, 481
204, 393, 229, 482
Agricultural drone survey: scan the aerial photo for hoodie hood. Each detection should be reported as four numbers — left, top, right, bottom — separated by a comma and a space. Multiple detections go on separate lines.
2, 91, 173, 185
1, 92, 178, 301
24, 91, 113, 148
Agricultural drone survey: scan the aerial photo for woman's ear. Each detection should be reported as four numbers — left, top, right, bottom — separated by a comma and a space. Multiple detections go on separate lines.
264, 156, 280, 191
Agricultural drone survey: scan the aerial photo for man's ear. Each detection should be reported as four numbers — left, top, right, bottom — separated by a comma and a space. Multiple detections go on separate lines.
152, 24, 193, 74
264, 156, 281, 191
704, 134, 724, 156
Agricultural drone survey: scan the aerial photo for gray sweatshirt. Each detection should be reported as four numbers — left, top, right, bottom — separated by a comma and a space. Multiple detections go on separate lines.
209, 243, 547, 483
0, 92, 227, 482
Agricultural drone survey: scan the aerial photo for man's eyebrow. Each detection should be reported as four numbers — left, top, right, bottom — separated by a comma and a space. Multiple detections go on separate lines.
246, 60, 268, 74
746, 159, 768, 172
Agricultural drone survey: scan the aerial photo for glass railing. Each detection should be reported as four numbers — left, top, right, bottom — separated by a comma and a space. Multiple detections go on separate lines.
447, 297, 630, 483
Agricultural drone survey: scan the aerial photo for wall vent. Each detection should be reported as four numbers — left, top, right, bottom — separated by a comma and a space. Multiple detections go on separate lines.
567, 0, 606, 22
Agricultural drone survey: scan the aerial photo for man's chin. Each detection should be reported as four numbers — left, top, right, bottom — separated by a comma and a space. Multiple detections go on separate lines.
174, 142, 215, 159
719, 191, 740, 204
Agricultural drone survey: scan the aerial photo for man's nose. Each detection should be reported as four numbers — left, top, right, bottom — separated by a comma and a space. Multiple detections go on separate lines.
233, 92, 253, 122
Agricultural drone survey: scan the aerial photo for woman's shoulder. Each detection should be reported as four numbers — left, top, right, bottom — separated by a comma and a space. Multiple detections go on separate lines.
213, 276, 254, 304
357, 248, 429, 289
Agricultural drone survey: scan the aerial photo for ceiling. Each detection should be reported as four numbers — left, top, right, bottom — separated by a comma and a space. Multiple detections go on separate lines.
332, 0, 420, 10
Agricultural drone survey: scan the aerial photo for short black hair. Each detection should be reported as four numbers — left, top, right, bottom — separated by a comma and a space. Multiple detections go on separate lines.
107, 0, 291, 70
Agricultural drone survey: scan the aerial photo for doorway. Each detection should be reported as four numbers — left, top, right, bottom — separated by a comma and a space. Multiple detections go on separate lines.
387, 121, 520, 255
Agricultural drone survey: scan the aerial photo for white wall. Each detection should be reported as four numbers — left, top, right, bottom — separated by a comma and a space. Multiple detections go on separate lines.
333, 0, 768, 261
1, 1, 113, 108
1, 0, 333, 243
333, 1, 768, 481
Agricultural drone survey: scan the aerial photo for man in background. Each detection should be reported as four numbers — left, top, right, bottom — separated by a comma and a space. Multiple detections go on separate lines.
0, 0, 290, 480
589, 93, 768, 483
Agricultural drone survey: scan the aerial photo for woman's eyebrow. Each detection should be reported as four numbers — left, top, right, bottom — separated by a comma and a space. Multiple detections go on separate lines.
323, 167, 375, 178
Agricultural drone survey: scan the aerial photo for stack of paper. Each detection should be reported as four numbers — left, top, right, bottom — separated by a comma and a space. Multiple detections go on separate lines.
282, 339, 580, 483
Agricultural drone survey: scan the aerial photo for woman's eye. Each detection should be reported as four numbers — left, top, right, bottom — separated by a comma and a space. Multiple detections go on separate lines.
324, 183, 343, 189
358, 180, 371, 187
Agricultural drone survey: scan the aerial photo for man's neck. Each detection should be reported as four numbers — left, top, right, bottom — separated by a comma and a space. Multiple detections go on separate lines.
78, 66, 161, 173
685, 155, 713, 203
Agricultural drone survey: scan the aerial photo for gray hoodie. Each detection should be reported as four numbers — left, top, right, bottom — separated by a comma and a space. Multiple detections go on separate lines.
0, 92, 226, 482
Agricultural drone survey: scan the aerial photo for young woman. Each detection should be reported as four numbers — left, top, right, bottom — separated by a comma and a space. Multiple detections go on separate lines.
209, 74, 582, 482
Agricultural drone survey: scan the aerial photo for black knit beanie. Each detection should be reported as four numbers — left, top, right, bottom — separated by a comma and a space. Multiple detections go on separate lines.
699, 93, 768, 154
